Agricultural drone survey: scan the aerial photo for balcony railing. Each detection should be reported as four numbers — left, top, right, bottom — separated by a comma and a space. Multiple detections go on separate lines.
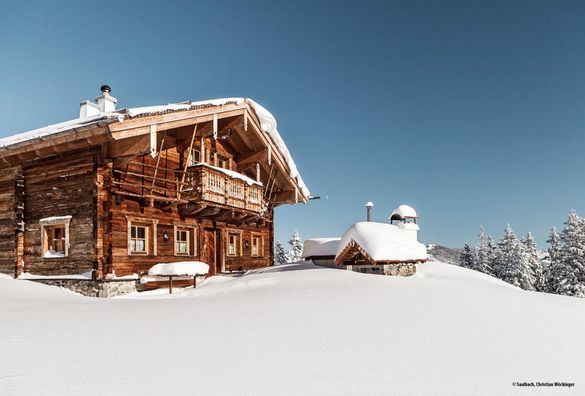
179, 164, 264, 213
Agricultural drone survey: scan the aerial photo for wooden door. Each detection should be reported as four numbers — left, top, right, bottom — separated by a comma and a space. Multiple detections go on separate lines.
203, 229, 223, 275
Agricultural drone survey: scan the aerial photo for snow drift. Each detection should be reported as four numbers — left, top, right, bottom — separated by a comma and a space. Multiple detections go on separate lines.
1, 261, 583, 395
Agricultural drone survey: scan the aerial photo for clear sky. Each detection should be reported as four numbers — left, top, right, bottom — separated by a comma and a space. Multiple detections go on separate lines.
1, 0, 585, 248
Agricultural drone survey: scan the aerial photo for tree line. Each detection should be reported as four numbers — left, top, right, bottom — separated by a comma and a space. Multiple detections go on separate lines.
460, 210, 585, 298
274, 230, 304, 265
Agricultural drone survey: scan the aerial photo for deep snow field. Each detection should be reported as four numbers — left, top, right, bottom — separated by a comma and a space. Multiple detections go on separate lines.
1, 261, 584, 396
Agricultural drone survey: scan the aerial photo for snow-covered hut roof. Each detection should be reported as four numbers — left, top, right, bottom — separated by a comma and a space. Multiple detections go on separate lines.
335, 222, 427, 264
303, 238, 341, 258
0, 97, 309, 198
389, 204, 418, 220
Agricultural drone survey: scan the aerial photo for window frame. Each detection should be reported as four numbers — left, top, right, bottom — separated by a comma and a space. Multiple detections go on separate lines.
251, 234, 263, 257
40, 216, 71, 259
174, 224, 197, 256
126, 217, 158, 256
227, 232, 241, 257
189, 148, 201, 166
130, 224, 149, 255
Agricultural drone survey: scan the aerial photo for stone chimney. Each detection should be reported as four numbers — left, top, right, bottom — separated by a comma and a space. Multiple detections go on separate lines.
79, 85, 117, 118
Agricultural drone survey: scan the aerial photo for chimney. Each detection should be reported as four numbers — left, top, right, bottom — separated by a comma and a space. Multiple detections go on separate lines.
79, 85, 117, 118
364, 201, 374, 222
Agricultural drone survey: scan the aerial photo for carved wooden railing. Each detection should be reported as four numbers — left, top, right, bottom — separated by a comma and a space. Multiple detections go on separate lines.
179, 165, 264, 213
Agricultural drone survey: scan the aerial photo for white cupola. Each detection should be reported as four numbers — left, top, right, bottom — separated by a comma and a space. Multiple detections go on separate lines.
389, 204, 420, 240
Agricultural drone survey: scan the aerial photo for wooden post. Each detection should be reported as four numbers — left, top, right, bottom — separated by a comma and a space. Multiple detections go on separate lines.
168, 275, 173, 294
256, 163, 260, 182
193, 275, 197, 288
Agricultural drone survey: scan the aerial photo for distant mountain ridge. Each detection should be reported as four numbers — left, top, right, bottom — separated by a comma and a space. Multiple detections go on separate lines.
427, 244, 462, 265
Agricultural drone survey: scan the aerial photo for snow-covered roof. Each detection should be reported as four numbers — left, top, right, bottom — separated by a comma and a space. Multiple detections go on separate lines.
336, 222, 427, 263
148, 261, 210, 276
0, 97, 309, 197
303, 238, 341, 258
389, 204, 418, 220
191, 163, 261, 186
0, 115, 122, 149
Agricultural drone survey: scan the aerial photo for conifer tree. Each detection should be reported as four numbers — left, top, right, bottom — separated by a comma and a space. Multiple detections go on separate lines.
460, 243, 475, 269
494, 225, 534, 290
554, 210, 585, 297
274, 240, 288, 265
545, 227, 561, 293
475, 227, 495, 276
286, 230, 304, 263
523, 232, 545, 292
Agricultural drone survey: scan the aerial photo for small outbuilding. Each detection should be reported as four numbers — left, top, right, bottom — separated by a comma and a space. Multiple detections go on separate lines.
304, 204, 428, 276
302, 238, 341, 268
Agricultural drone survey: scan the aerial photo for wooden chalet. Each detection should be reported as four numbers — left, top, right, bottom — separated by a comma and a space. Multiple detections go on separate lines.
0, 86, 309, 282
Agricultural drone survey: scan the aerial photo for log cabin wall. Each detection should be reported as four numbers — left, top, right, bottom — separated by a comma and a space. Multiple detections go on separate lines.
107, 140, 272, 277
0, 165, 24, 276
21, 149, 100, 276
108, 197, 272, 276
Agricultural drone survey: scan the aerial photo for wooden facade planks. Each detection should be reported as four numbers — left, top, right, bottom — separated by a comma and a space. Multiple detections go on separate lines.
21, 149, 100, 275
0, 166, 23, 275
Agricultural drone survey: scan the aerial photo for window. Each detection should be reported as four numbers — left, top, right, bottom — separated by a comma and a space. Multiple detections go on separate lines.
40, 216, 71, 259
176, 229, 189, 254
174, 225, 197, 256
211, 152, 229, 169
218, 157, 228, 169
126, 217, 158, 256
130, 225, 148, 254
189, 149, 201, 166
228, 233, 240, 256
252, 235, 263, 257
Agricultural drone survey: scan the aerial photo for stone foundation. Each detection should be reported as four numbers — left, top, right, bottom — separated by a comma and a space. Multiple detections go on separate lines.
383, 263, 417, 276
347, 263, 418, 276
30, 279, 137, 298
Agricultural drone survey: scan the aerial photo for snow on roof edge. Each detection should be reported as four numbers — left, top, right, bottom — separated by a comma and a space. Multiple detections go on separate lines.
0, 97, 310, 198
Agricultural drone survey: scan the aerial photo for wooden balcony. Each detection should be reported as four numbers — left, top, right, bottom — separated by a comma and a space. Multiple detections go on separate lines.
179, 164, 264, 213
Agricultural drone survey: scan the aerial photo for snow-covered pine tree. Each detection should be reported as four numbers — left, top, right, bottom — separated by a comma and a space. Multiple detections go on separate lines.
522, 232, 545, 292
544, 226, 561, 293
460, 243, 475, 269
494, 224, 535, 290
287, 230, 304, 263
553, 210, 585, 297
474, 227, 495, 276
274, 240, 288, 266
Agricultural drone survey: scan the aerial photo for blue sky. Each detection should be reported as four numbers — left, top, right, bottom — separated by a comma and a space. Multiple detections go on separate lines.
1, 0, 585, 248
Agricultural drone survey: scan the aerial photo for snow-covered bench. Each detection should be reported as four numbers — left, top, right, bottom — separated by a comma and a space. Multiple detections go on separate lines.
147, 261, 210, 294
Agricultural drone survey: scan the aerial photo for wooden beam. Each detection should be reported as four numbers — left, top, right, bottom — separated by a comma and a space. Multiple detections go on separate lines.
108, 108, 245, 140
235, 149, 267, 166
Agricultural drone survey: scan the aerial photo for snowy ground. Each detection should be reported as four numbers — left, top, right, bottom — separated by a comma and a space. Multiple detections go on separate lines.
1, 261, 583, 395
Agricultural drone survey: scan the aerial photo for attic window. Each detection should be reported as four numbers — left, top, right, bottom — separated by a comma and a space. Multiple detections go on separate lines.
40, 216, 71, 259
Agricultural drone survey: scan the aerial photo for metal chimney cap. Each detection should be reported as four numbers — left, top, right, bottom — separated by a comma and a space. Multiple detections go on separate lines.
100, 85, 112, 94
364, 201, 374, 207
